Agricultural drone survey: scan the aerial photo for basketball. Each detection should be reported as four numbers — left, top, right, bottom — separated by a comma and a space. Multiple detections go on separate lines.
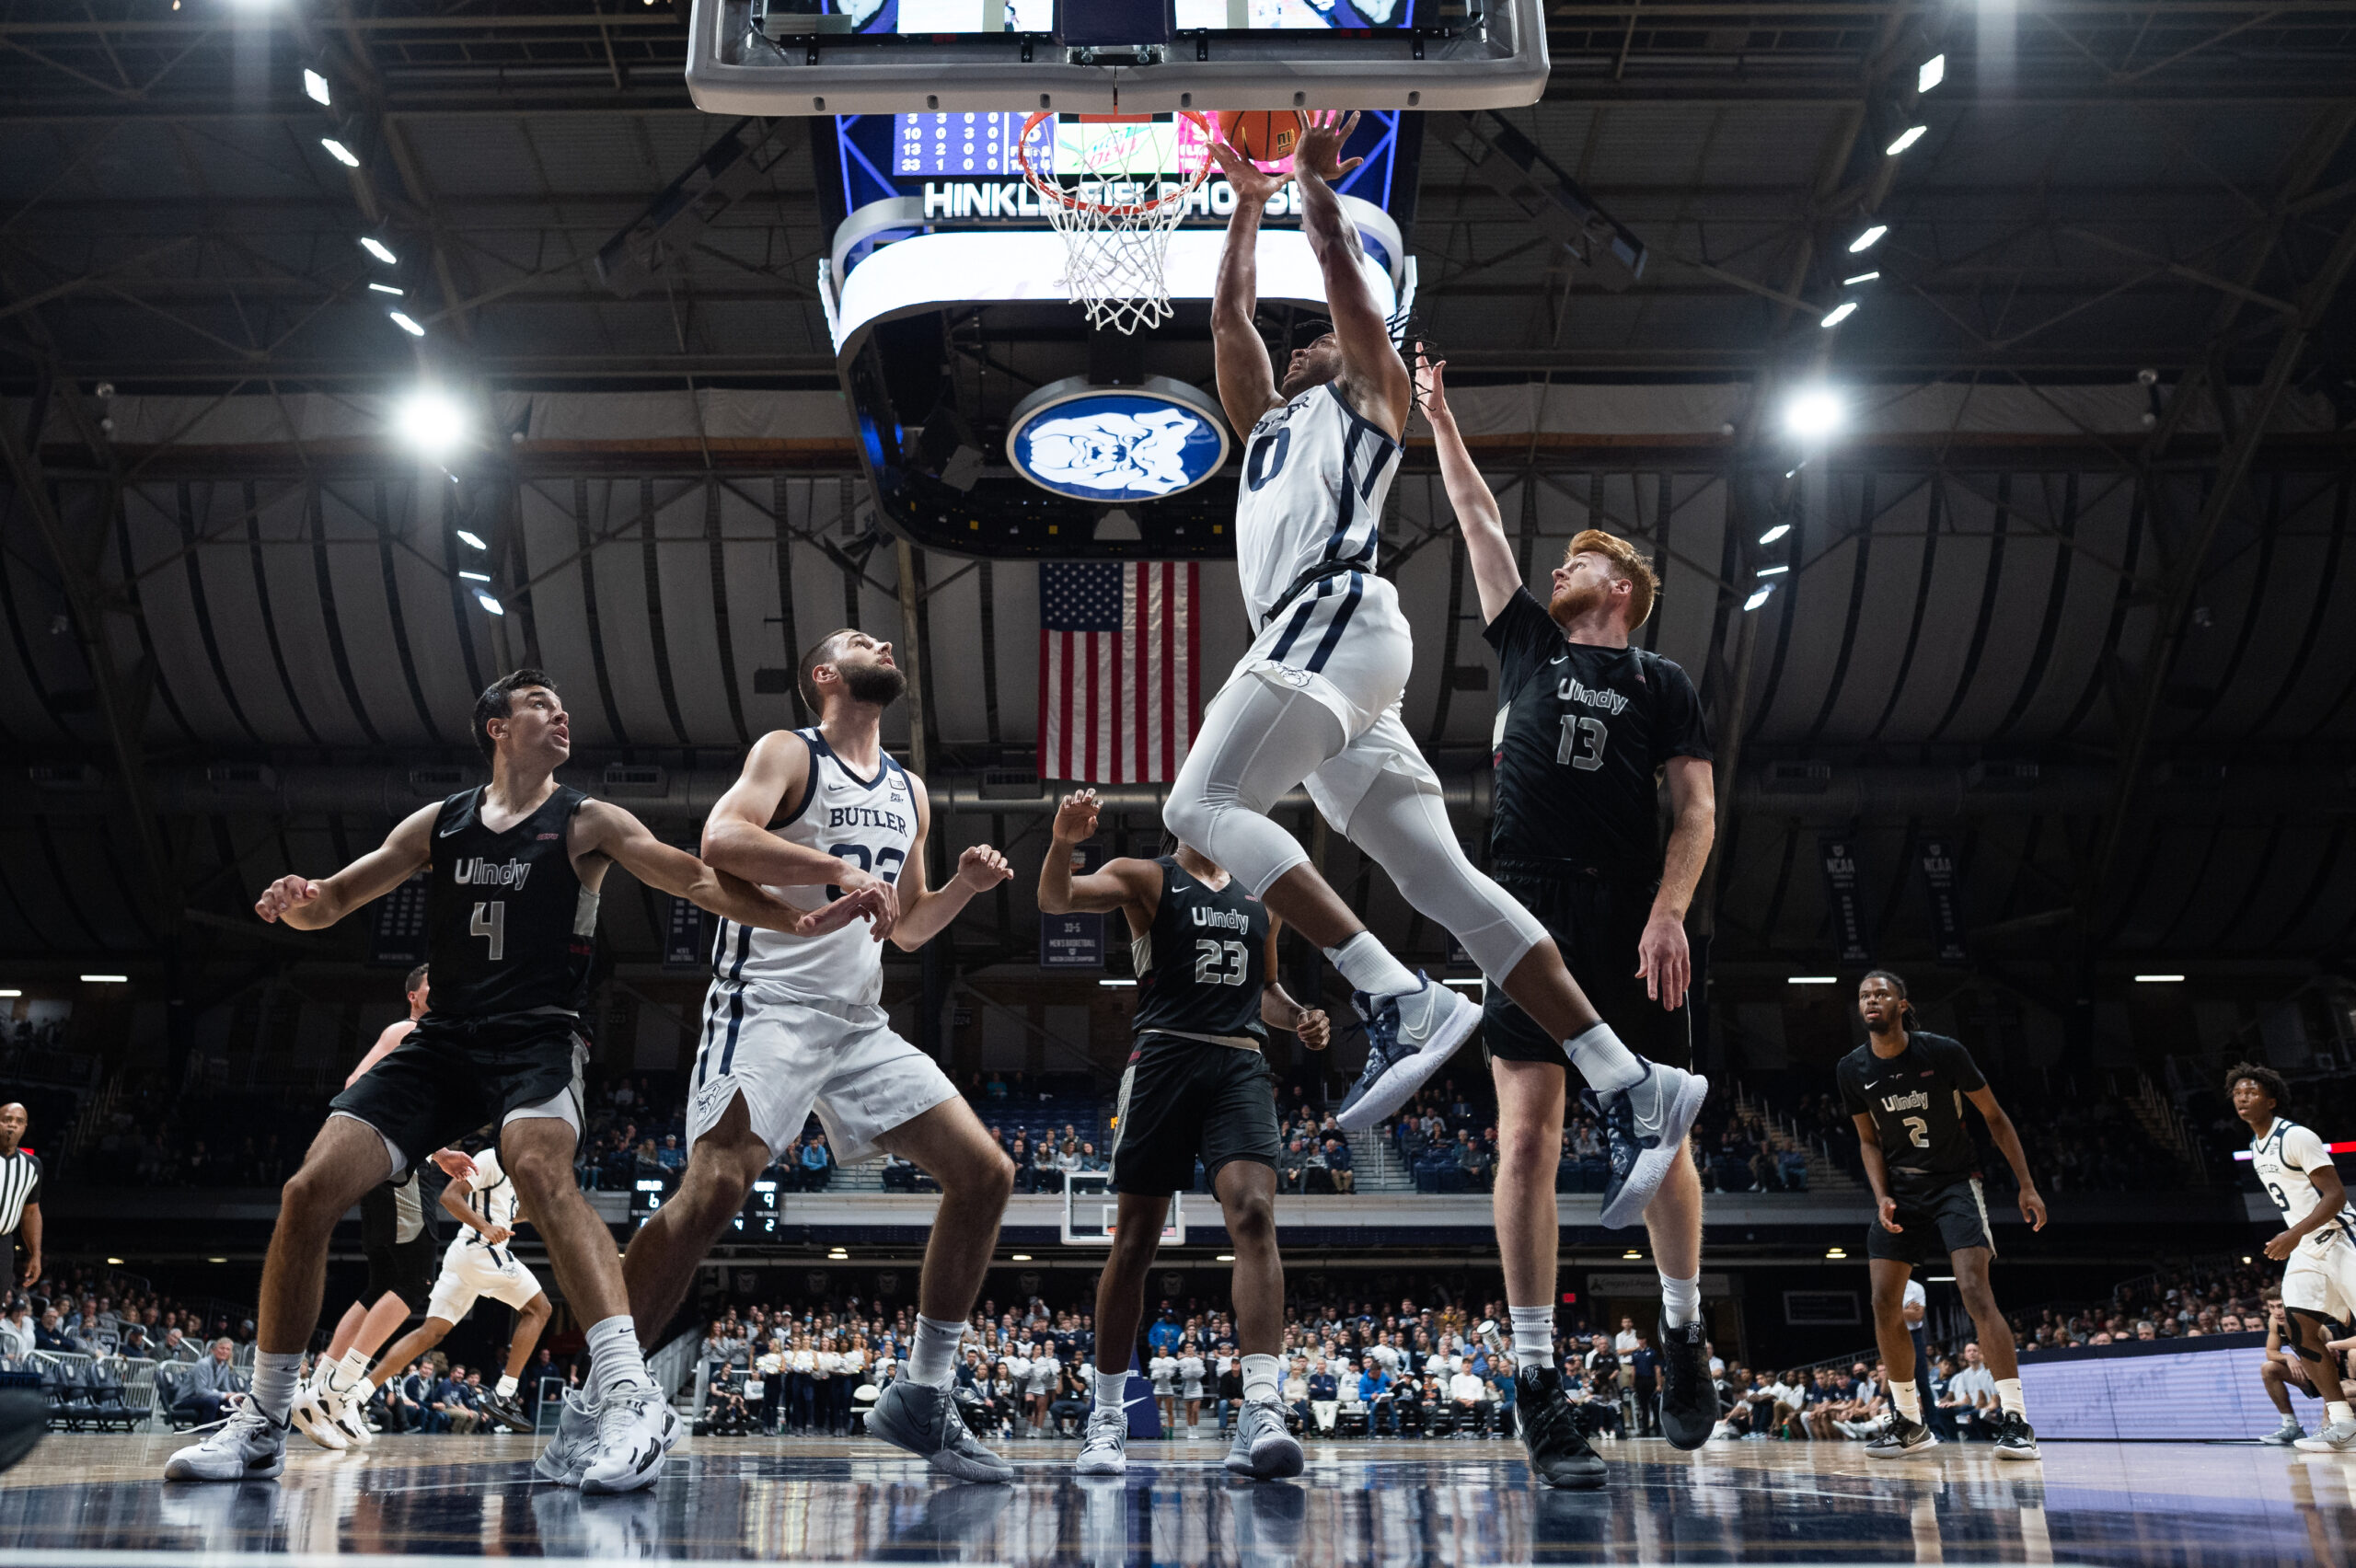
1218, 109, 1304, 166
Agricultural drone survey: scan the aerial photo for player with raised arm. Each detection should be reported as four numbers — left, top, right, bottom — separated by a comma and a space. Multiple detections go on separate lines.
2230, 1062, 2356, 1452
605, 628, 1021, 1486
1417, 351, 1719, 1478
1839, 971, 2047, 1461
1171, 111, 1706, 1253
163, 669, 880, 1493
1038, 789, 1330, 1481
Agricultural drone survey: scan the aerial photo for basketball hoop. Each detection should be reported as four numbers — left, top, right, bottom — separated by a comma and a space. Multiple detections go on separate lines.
1019, 110, 1216, 336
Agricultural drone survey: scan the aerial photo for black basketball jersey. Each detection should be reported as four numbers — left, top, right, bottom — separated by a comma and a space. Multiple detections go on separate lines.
426, 785, 596, 1017
1836, 1031, 1987, 1193
1131, 858, 1270, 1044
1483, 586, 1713, 879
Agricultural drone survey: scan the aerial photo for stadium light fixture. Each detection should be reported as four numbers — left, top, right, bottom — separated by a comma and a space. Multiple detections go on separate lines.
1743, 586, 1775, 611
388, 312, 424, 337
1218, 1253, 1237, 1262
206, 1257, 228, 1264
2135, 974, 2186, 984
1099, 978, 1136, 987
1826, 1247, 1848, 1260
1919, 53, 1946, 94
1819, 301, 1859, 329
1756, 564, 1790, 577
1010, 1254, 1033, 1262
458, 571, 491, 582
1622, 1250, 1642, 1260
82, 974, 129, 983
1787, 975, 1837, 985
107, 1257, 126, 1266
475, 593, 504, 616
1785, 386, 1843, 439
320, 137, 360, 168
1848, 225, 1888, 253
456, 529, 488, 549
394, 387, 467, 457
359, 236, 398, 264
1884, 125, 1927, 156
1758, 523, 1791, 546
304, 68, 331, 105
369, 282, 403, 295
1843, 271, 1880, 286
0, 989, 18, 997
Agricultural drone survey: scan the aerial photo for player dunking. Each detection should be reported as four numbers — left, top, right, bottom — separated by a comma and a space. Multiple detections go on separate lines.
2230, 1062, 2356, 1452
606, 629, 1021, 1485
1839, 971, 2045, 1460
165, 669, 878, 1492
1175, 110, 1705, 1239
1418, 352, 1719, 1482
1038, 790, 1331, 1480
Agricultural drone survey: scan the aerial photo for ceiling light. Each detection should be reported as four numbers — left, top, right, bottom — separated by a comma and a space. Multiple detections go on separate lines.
82, 974, 128, 983
0, 989, 18, 998
1826, 1247, 1848, 1259
368, 282, 403, 295
1919, 53, 1946, 94
388, 312, 424, 337
1842, 271, 1880, 286
1217, 1253, 1236, 1262
206, 1257, 227, 1264
1758, 523, 1790, 546
1098, 978, 1136, 987
2136, 974, 2186, 984
459, 571, 491, 582
475, 593, 504, 616
1756, 564, 1789, 577
394, 388, 466, 457
456, 529, 488, 549
320, 137, 359, 168
304, 68, 331, 106
1010, 1254, 1032, 1262
1848, 225, 1888, 253
359, 236, 398, 265
1784, 386, 1843, 438
1743, 586, 1774, 612
1884, 125, 1926, 156
1787, 975, 1837, 985
107, 1258, 125, 1266
1819, 301, 1859, 329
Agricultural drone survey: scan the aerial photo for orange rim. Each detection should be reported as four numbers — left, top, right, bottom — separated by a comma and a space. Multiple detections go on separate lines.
1017, 110, 1215, 218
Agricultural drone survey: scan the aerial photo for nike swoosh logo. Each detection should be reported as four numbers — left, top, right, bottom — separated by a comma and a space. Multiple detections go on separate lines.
1551, 653, 1568, 664
438, 824, 466, 837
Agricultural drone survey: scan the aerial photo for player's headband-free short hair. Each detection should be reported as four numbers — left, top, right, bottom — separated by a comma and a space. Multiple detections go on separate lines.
473, 668, 559, 761
1860, 968, 1916, 1025
2223, 1060, 2289, 1108
796, 627, 860, 715
404, 963, 428, 995
1564, 529, 1659, 628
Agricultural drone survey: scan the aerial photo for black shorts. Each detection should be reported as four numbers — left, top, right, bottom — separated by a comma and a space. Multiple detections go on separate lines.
357, 1184, 439, 1309
1109, 1035, 1281, 1195
1865, 1177, 1996, 1267
1482, 870, 1692, 1072
329, 1010, 587, 1175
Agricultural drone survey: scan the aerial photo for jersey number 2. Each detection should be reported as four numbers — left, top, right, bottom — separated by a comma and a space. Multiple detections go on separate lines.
1901, 1115, 1932, 1149
470, 900, 505, 962
1557, 715, 1609, 772
1193, 939, 1248, 986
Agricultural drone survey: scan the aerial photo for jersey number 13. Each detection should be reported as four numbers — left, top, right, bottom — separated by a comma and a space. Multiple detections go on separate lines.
1557, 715, 1610, 772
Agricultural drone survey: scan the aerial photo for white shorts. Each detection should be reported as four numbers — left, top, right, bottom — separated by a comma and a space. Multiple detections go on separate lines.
2281, 1235, 2356, 1322
687, 991, 958, 1166
425, 1240, 544, 1323
1219, 573, 1441, 832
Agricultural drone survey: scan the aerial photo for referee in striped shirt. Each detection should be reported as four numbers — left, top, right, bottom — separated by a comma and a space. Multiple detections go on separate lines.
0, 1102, 40, 1287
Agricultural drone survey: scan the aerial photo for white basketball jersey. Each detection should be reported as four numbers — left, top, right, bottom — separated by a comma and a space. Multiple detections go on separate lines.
2250, 1117, 2356, 1258
1233, 383, 1403, 625
456, 1149, 518, 1247
710, 730, 918, 1007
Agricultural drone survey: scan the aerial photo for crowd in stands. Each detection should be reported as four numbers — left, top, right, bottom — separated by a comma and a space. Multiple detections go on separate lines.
0, 1264, 254, 1365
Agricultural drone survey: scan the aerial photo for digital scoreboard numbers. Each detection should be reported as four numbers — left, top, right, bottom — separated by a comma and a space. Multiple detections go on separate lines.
894, 111, 1041, 178
734, 1178, 782, 1238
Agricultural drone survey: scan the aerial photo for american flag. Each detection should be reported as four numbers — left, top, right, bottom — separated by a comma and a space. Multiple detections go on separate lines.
1038, 561, 1199, 782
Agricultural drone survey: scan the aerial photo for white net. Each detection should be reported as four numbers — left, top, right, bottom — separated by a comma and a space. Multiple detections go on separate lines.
1022, 113, 1212, 336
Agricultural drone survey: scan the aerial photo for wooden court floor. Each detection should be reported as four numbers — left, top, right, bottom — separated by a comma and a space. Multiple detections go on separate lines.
3, 1431, 2352, 1565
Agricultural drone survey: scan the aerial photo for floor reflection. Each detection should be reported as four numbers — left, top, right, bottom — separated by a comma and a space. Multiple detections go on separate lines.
2, 1435, 2350, 1565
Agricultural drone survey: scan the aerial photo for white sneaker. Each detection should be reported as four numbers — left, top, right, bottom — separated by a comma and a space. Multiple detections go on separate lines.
1223, 1397, 1304, 1480
1335, 976, 1479, 1132
1590, 1060, 1712, 1228
2261, 1416, 2306, 1446
1075, 1406, 1128, 1476
537, 1389, 603, 1485
288, 1377, 348, 1452
2293, 1418, 2356, 1453
868, 1378, 1015, 1482
165, 1401, 289, 1482
579, 1384, 677, 1495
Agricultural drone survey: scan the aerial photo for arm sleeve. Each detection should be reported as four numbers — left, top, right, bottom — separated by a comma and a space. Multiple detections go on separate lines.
1480, 587, 1558, 700
2283, 1125, 2334, 1173
1652, 658, 1715, 762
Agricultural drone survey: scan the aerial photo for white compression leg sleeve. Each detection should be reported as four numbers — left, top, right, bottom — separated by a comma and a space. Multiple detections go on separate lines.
1339, 767, 1548, 980
1163, 675, 1347, 897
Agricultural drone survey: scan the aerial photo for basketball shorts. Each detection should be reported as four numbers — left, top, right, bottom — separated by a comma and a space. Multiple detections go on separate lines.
1482, 867, 1692, 1071
359, 1184, 440, 1309
1108, 1033, 1282, 1195
687, 990, 958, 1166
424, 1239, 544, 1324
329, 1010, 588, 1179
1865, 1177, 1996, 1267
2281, 1235, 2356, 1323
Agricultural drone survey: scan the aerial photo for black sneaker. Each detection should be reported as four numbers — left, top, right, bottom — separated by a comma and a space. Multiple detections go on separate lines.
479, 1390, 533, 1435
1657, 1319, 1717, 1451
1513, 1367, 1607, 1490
1992, 1412, 2041, 1460
1863, 1415, 1940, 1459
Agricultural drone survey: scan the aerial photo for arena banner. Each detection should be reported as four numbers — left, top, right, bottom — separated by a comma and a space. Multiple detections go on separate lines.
1917, 837, 1968, 963
1818, 836, 1871, 965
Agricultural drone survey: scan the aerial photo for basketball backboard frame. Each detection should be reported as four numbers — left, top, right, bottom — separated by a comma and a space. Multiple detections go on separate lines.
1061, 1170, 1184, 1246
687, 0, 1547, 118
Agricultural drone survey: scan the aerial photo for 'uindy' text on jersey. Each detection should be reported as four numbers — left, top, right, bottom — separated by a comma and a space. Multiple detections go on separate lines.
454, 1147, 520, 1263
2250, 1117, 2356, 1259
1234, 383, 1403, 628
1131, 858, 1270, 1046
1836, 1031, 1986, 1193
1484, 587, 1713, 879
709, 730, 917, 1007
428, 785, 597, 1017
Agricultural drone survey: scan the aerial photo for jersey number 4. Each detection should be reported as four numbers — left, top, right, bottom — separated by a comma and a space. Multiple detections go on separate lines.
470, 900, 506, 962
1193, 939, 1249, 986
1556, 715, 1610, 772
